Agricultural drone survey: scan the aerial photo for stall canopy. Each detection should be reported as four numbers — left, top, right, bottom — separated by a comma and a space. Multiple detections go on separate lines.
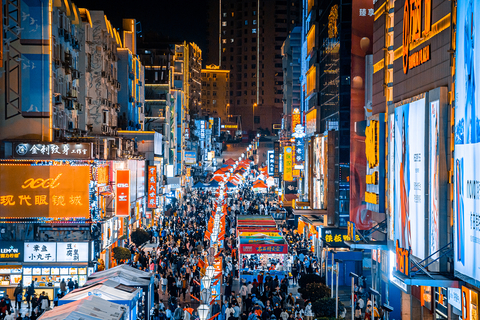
88, 264, 153, 280
59, 279, 141, 312
237, 215, 288, 254
39, 295, 125, 320
225, 158, 236, 165
193, 182, 208, 188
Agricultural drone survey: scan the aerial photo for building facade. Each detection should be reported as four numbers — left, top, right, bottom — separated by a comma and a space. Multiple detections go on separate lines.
206, 0, 301, 133
201, 64, 230, 122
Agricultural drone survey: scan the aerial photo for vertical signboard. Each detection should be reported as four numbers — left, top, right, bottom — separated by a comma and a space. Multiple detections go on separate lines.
291, 108, 301, 134
455, 0, 480, 284
388, 114, 395, 241
147, 166, 157, 209
115, 170, 130, 217
283, 146, 294, 182
274, 141, 280, 179
312, 136, 327, 210
267, 150, 275, 176
394, 96, 426, 259
361, 114, 385, 229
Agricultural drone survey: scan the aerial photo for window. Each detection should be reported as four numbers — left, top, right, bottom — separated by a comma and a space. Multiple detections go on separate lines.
102, 110, 108, 125
251, 99, 256, 103
254, 116, 260, 124
251, 90, 256, 95
223, 12, 227, 17
251, 64, 256, 69
213, 82, 217, 87
213, 73, 217, 78
252, 37, 256, 42
222, 39, 226, 44
231, 12, 234, 17
253, 20, 257, 25
245, 20, 248, 25
213, 99, 217, 104
252, 82, 256, 87
213, 91, 217, 96
252, 28, 257, 33
222, 21, 227, 27
253, 10, 256, 15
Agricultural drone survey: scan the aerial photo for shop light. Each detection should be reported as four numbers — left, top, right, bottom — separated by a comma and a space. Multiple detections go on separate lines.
206, 266, 215, 278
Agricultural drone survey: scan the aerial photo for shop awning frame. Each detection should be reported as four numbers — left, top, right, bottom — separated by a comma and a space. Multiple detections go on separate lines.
344, 241, 388, 250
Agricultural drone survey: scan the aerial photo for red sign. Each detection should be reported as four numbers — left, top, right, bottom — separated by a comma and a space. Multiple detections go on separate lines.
239, 244, 288, 254
147, 166, 157, 209
115, 170, 130, 217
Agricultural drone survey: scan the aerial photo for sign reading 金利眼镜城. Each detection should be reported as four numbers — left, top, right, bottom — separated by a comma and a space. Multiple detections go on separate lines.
0, 165, 90, 219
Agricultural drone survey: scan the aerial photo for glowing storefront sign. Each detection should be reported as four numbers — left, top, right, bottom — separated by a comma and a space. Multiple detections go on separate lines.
283, 146, 294, 182
0, 165, 90, 219
147, 166, 157, 209
115, 170, 130, 217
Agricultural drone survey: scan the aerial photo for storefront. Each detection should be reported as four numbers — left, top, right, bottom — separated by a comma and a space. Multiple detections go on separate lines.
0, 242, 93, 300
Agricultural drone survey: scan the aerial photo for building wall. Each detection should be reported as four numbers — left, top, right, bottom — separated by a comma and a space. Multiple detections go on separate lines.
201, 65, 230, 122
206, 0, 301, 133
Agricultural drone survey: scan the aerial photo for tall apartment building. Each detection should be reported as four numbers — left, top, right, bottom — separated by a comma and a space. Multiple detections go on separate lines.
201, 65, 230, 122
206, 0, 301, 133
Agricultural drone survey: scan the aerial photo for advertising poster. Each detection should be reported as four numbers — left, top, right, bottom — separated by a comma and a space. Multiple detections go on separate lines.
312, 136, 327, 210
0, 165, 90, 219
184, 151, 196, 165
455, 0, 480, 284
388, 114, 395, 240
429, 100, 440, 259
394, 97, 426, 259
349, 0, 374, 230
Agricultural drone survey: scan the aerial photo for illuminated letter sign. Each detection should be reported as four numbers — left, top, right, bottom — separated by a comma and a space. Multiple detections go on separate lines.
147, 166, 157, 209
283, 146, 294, 182
403, 0, 432, 73
116, 170, 130, 217
0, 166, 90, 219
365, 120, 379, 168
396, 240, 410, 276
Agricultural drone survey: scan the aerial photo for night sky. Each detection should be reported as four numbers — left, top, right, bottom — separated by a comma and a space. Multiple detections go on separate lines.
75, 0, 208, 54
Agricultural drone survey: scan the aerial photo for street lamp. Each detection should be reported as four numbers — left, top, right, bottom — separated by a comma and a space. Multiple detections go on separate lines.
198, 304, 210, 320
334, 259, 343, 319
201, 288, 212, 303
252, 103, 257, 131
349, 272, 359, 320
201, 276, 212, 290
369, 287, 380, 320
206, 266, 215, 278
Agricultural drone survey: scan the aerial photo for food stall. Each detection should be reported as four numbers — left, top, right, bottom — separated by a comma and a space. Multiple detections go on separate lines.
237, 216, 289, 284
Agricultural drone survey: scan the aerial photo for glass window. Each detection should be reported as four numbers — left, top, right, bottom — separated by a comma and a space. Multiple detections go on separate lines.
222, 21, 227, 27
245, 20, 248, 25
252, 29, 257, 33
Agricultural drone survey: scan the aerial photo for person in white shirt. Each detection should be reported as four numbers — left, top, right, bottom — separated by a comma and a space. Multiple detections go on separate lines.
247, 282, 253, 295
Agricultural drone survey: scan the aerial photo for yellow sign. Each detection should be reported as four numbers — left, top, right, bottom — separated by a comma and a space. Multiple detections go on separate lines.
366, 172, 378, 185
365, 119, 379, 168
223, 125, 238, 129
396, 240, 410, 276
292, 108, 301, 133
283, 146, 294, 182
365, 192, 379, 205
403, 0, 432, 73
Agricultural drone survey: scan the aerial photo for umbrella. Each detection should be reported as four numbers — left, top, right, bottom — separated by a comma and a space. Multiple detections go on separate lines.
226, 182, 236, 188
193, 182, 207, 188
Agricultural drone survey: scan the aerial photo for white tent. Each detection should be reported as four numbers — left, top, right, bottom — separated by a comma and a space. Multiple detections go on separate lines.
88, 264, 153, 280
38, 295, 125, 320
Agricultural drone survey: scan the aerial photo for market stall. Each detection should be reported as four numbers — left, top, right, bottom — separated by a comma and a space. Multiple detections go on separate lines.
38, 295, 126, 320
59, 279, 142, 320
236, 215, 289, 285
87, 265, 154, 318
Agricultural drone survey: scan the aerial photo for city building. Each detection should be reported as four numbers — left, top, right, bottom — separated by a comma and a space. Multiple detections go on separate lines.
206, 0, 301, 133
117, 19, 145, 131
281, 26, 301, 135
201, 64, 230, 122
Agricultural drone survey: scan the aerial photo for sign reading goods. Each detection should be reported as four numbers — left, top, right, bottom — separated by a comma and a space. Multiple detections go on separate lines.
0, 166, 90, 219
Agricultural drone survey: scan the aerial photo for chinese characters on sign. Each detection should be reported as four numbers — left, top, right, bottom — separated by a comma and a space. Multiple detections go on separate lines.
0, 242, 23, 261
24, 242, 56, 262
0, 166, 90, 219
12, 142, 92, 160
24, 242, 89, 262
115, 170, 130, 217
283, 146, 294, 182
267, 151, 275, 176
274, 141, 280, 179
147, 166, 157, 209
321, 228, 360, 248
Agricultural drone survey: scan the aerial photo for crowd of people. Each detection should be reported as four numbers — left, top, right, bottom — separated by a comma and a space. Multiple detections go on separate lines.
0, 157, 374, 320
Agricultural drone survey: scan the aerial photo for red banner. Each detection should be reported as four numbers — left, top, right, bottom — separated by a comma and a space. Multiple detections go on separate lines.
147, 166, 157, 208
116, 170, 130, 217
239, 244, 288, 254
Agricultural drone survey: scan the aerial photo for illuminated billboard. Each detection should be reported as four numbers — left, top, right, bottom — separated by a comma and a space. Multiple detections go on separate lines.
147, 166, 157, 209
116, 170, 130, 217
454, 0, 480, 283
394, 96, 426, 259
0, 165, 90, 219
283, 146, 294, 182
312, 136, 327, 210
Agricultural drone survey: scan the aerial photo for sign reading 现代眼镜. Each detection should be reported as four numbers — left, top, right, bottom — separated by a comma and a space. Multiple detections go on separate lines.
283, 146, 294, 182
11, 142, 92, 160
0, 165, 90, 219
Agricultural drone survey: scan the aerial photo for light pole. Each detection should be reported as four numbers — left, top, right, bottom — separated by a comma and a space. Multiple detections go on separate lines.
349, 272, 359, 320
198, 304, 210, 320
252, 103, 257, 132
334, 259, 343, 319
330, 252, 335, 298
369, 287, 380, 320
